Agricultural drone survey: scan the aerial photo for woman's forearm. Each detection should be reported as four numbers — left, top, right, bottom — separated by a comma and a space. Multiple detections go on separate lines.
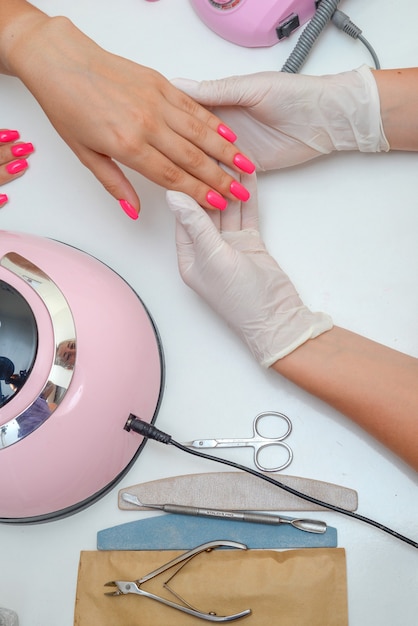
273, 326, 418, 470
372, 68, 418, 151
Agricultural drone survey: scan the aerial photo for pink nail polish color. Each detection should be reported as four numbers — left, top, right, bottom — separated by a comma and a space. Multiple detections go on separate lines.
0, 193, 8, 206
11, 142, 34, 157
230, 180, 250, 202
0, 130, 20, 143
217, 123, 237, 143
206, 190, 228, 211
119, 199, 139, 220
233, 153, 256, 174
6, 159, 28, 175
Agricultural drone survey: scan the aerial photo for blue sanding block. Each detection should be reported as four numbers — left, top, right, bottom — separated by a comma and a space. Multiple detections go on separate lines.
97, 514, 337, 550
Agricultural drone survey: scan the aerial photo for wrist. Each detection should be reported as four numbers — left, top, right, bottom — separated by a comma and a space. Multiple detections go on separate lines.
371, 67, 418, 151
1, 12, 95, 102
0, 1, 50, 75
321, 66, 389, 154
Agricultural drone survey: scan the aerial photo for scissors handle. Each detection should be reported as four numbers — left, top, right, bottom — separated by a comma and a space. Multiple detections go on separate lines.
253, 411, 292, 440
253, 441, 293, 473
251, 411, 293, 472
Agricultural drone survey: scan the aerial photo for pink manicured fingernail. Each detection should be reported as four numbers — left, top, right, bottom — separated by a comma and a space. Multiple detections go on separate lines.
230, 180, 250, 202
217, 123, 237, 143
233, 153, 255, 174
206, 190, 228, 211
0, 130, 20, 143
0, 193, 8, 206
119, 199, 139, 220
6, 159, 28, 175
11, 142, 34, 157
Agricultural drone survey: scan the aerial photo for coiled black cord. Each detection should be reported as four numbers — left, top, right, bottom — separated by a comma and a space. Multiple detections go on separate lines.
125, 416, 418, 549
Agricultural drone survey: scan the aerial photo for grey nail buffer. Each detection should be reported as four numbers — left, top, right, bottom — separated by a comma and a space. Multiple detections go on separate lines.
97, 514, 338, 550
118, 472, 358, 512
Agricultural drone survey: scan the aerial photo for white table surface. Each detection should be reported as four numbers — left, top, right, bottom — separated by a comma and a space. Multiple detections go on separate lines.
1, 1, 417, 624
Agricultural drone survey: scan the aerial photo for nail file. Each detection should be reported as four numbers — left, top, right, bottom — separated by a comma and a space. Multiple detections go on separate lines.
97, 514, 338, 550
118, 472, 358, 512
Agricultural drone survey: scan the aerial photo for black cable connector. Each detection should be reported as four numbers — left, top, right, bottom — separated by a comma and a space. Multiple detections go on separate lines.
124, 415, 172, 444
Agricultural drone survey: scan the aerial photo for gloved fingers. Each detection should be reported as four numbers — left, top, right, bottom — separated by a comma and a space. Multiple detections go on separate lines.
166, 190, 222, 252
174, 217, 190, 246
217, 172, 258, 233
218, 194, 241, 233
167, 188, 250, 258
171, 77, 226, 105
206, 204, 221, 232
171, 73, 277, 108
238, 172, 259, 232
174, 218, 196, 278
215, 163, 242, 233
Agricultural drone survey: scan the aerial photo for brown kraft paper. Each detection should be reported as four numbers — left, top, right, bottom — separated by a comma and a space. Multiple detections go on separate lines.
74, 547, 348, 625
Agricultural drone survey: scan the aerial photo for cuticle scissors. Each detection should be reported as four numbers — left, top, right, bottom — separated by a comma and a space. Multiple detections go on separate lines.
182, 411, 293, 473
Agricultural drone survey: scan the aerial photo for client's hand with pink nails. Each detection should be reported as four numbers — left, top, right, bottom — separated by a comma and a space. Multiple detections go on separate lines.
0, 128, 35, 208
0, 2, 255, 219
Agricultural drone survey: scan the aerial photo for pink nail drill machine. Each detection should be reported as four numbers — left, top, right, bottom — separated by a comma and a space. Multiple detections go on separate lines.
0, 231, 164, 523
190, 0, 319, 48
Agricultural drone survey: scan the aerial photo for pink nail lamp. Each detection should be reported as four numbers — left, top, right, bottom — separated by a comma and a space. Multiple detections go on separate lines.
190, 0, 317, 47
0, 231, 164, 523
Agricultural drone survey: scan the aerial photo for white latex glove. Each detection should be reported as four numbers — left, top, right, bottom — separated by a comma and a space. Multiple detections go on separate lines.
166, 174, 333, 368
172, 65, 389, 171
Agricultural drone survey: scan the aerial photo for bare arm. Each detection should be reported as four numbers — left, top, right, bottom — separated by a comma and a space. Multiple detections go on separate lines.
273, 327, 418, 470
372, 68, 418, 151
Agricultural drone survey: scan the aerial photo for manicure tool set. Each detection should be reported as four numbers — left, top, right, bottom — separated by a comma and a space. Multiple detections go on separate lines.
92, 413, 415, 622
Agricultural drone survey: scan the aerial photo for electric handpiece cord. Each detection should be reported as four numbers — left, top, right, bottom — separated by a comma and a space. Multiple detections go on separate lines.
124, 416, 418, 550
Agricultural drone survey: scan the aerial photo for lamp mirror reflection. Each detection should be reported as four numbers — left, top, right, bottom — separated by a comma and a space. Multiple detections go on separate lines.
0, 253, 77, 448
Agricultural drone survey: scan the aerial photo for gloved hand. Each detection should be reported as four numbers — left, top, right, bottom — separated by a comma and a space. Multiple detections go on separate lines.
172, 65, 389, 171
166, 173, 333, 368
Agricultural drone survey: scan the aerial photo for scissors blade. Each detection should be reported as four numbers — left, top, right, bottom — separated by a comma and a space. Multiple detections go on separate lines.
181, 439, 220, 449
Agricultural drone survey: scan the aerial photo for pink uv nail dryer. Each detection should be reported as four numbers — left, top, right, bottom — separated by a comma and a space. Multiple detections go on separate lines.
190, 0, 318, 48
0, 231, 164, 523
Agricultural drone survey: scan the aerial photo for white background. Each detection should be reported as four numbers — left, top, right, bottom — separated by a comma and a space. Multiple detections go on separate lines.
1, 1, 417, 624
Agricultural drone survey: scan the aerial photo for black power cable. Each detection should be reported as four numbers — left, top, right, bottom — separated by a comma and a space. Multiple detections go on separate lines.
125, 416, 418, 550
